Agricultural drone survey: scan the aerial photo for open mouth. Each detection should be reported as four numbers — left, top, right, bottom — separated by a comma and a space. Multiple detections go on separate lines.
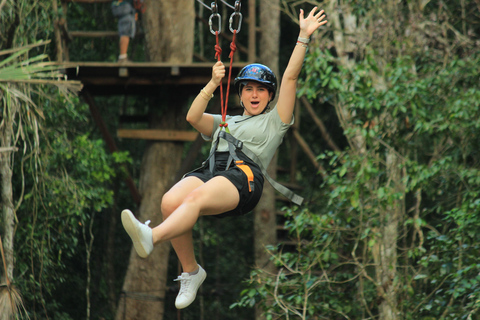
251, 101, 260, 108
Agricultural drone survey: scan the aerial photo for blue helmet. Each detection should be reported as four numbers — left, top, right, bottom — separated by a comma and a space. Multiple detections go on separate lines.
234, 63, 277, 100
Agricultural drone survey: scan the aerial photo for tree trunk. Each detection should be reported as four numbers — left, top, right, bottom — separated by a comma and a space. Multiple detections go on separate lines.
254, 1, 280, 319
142, 0, 194, 63
0, 91, 18, 286
116, 138, 183, 320
115, 1, 194, 319
377, 150, 401, 320
0, 128, 15, 283
328, 1, 401, 319
327, 0, 366, 154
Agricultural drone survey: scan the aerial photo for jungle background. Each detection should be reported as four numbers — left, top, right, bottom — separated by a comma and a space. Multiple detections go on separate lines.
1, 0, 480, 319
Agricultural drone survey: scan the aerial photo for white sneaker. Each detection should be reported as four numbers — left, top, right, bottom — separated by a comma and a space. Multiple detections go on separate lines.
121, 209, 153, 258
174, 265, 207, 309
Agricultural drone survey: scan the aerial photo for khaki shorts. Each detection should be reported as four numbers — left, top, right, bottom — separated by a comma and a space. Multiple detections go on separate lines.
112, 3, 136, 38
185, 151, 264, 218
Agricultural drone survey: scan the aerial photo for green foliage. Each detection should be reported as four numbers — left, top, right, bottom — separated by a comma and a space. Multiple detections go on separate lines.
234, 1, 480, 318
233, 207, 373, 319
13, 92, 131, 319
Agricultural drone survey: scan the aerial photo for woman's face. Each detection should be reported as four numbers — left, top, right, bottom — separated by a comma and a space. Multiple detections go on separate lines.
240, 81, 273, 116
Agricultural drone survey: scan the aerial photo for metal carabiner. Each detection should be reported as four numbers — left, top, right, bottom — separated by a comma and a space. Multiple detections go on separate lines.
229, 1, 242, 33
209, 13, 222, 35
209, 2, 221, 35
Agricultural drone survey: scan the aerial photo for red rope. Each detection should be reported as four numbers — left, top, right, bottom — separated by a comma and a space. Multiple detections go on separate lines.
224, 30, 237, 123
215, 30, 238, 127
214, 31, 224, 122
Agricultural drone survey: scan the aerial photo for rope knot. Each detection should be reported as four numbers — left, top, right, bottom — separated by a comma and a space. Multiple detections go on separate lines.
229, 42, 237, 58
219, 122, 228, 128
215, 44, 222, 60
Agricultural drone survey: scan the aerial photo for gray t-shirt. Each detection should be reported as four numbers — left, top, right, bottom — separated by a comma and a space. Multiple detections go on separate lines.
202, 106, 294, 169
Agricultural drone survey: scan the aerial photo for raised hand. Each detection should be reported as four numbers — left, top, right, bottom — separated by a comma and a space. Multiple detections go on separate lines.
299, 7, 327, 38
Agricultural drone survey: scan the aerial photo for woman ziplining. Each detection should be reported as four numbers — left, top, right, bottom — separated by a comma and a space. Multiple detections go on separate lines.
121, 4, 327, 310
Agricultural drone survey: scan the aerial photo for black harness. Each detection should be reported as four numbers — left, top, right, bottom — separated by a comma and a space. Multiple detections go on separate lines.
202, 130, 304, 206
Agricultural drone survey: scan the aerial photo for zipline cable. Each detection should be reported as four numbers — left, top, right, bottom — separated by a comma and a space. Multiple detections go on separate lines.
195, 0, 213, 10
219, 0, 235, 10
196, 0, 235, 11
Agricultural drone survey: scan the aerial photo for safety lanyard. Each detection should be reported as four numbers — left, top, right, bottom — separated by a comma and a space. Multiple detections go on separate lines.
208, 0, 242, 133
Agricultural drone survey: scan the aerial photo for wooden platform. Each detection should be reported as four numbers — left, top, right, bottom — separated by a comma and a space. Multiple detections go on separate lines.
61, 61, 247, 96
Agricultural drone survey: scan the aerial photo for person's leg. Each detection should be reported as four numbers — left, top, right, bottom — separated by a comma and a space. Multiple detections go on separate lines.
121, 176, 202, 258
152, 176, 240, 245
161, 176, 205, 273
159, 176, 240, 309
119, 35, 130, 58
122, 175, 239, 271
117, 11, 135, 61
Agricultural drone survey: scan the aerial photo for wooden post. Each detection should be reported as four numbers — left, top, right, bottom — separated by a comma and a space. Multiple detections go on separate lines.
53, 0, 64, 62
248, 0, 256, 62
62, 0, 70, 61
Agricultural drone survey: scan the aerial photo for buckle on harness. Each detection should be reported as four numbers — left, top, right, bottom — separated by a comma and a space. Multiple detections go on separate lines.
219, 131, 243, 149
235, 160, 254, 193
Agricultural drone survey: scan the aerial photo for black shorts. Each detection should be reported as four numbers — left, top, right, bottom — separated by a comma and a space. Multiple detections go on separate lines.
184, 151, 264, 218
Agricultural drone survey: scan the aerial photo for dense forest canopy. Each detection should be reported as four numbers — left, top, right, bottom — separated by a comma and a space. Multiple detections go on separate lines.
1, 0, 479, 319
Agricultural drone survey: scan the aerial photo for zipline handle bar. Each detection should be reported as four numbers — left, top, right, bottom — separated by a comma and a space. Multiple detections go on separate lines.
229, 0, 242, 33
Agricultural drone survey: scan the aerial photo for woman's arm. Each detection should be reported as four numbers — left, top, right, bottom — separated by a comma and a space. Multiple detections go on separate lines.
276, 7, 327, 124
186, 61, 225, 136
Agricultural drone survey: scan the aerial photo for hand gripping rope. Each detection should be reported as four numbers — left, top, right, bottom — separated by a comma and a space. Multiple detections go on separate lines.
208, 0, 242, 133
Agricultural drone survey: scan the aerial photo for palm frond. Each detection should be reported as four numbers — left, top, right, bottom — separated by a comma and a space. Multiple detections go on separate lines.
0, 40, 51, 58
0, 236, 29, 319
0, 285, 30, 320
0, 40, 83, 94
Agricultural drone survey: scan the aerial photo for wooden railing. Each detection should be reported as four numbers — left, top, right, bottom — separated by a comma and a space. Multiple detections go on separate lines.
54, 0, 257, 63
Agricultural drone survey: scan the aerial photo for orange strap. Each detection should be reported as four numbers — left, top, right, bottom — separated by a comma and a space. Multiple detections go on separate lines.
235, 160, 254, 192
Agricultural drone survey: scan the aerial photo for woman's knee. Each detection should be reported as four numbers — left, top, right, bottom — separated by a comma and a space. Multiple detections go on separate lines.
182, 189, 203, 207
161, 191, 183, 218
161, 183, 207, 219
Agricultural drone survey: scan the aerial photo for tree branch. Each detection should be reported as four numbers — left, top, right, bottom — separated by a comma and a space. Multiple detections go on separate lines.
300, 96, 341, 152
0, 147, 18, 153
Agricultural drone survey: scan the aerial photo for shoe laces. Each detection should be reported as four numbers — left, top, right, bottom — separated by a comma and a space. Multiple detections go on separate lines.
174, 275, 191, 295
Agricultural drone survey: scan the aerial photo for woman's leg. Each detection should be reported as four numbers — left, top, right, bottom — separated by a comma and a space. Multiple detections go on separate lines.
153, 175, 240, 244
122, 175, 240, 309
161, 176, 204, 273
161, 176, 240, 310
123, 175, 239, 271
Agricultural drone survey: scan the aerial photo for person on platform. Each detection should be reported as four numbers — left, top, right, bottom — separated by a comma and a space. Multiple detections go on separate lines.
121, 7, 327, 310
111, 0, 145, 63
